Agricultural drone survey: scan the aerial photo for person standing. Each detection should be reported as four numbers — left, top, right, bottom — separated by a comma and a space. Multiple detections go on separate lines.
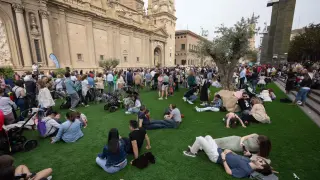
12, 80, 26, 121
159, 73, 169, 100
134, 71, 142, 92
64, 72, 80, 111
106, 71, 114, 94
32, 63, 38, 75
239, 66, 246, 89
126, 69, 133, 87
200, 74, 210, 106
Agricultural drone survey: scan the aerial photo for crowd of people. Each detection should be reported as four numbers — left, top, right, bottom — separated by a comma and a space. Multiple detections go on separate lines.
0, 61, 318, 179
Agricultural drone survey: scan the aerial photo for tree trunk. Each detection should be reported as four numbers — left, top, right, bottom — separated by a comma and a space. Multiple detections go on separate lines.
216, 62, 237, 91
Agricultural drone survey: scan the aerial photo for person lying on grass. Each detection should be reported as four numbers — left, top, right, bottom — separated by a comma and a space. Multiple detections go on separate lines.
242, 97, 270, 124
51, 112, 84, 143
195, 94, 223, 112
183, 135, 272, 178
223, 112, 247, 128
96, 128, 127, 174
213, 134, 272, 162
0, 155, 52, 180
122, 120, 151, 163
138, 105, 177, 130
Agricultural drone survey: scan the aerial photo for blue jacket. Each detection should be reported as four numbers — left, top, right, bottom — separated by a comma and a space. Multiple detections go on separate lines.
65, 78, 77, 94
52, 119, 84, 143
98, 140, 127, 166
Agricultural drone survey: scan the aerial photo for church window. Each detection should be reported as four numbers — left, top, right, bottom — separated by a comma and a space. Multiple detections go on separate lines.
170, 53, 172, 57
100, 55, 104, 61
137, 57, 140, 62
34, 40, 42, 62
124, 56, 127, 62
77, 53, 83, 61
181, 44, 185, 50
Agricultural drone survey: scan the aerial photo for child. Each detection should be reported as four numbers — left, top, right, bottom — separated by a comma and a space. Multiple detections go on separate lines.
125, 94, 141, 114
223, 112, 247, 128
257, 75, 266, 89
195, 94, 222, 112
75, 111, 88, 128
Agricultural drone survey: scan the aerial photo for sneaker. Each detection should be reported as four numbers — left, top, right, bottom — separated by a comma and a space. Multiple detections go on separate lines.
200, 103, 207, 106
85, 105, 90, 107
69, 108, 76, 112
183, 150, 196, 158
47, 176, 52, 180
81, 103, 85, 106
159, 97, 163, 100
187, 100, 193, 104
165, 97, 167, 100
125, 111, 131, 115
182, 97, 187, 102
195, 107, 200, 112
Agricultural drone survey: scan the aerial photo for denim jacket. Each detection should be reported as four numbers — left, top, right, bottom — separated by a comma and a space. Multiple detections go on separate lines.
98, 140, 127, 167
65, 78, 77, 95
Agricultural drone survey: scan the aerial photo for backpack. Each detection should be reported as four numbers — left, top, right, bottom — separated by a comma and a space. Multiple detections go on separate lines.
11, 87, 21, 102
37, 119, 47, 137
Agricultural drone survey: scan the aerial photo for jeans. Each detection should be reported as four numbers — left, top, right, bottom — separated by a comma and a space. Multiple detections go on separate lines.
95, 157, 127, 174
143, 120, 176, 130
188, 95, 197, 102
239, 77, 245, 89
15, 98, 25, 121
190, 135, 219, 163
107, 81, 113, 94
251, 79, 258, 93
127, 107, 140, 114
295, 88, 310, 103
69, 93, 80, 109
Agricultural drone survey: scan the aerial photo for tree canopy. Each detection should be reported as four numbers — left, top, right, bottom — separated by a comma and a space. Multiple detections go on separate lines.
99, 58, 120, 70
288, 23, 320, 62
199, 16, 259, 90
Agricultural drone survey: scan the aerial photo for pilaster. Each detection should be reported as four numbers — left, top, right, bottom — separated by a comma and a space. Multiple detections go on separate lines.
85, 16, 96, 67
39, 10, 55, 67
58, 8, 72, 67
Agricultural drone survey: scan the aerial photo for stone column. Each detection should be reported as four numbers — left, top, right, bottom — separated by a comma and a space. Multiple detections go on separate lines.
58, 8, 72, 67
107, 26, 114, 59
85, 16, 96, 67
12, 4, 32, 67
39, 10, 55, 67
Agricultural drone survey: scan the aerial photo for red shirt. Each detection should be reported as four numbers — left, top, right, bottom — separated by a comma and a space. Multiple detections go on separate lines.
0, 110, 4, 131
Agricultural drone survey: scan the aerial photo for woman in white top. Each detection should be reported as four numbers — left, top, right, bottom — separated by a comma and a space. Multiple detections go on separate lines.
0, 88, 17, 125
37, 80, 55, 109
81, 74, 90, 107
95, 73, 105, 93
12, 80, 26, 121
117, 71, 125, 89
125, 94, 141, 114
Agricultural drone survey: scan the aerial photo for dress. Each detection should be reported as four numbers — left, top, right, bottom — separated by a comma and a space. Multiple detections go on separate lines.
200, 79, 210, 101
214, 134, 260, 153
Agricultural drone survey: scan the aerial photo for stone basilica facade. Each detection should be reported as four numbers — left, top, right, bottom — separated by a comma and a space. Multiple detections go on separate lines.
0, 0, 176, 71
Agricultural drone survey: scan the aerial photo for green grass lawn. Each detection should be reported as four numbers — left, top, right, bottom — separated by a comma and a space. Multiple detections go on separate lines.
13, 84, 320, 180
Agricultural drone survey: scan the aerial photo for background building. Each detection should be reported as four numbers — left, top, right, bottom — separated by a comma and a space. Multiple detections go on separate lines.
175, 30, 211, 66
0, 0, 176, 71
261, 0, 296, 64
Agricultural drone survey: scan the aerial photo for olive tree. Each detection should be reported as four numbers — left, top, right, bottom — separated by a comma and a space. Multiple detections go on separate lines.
199, 16, 259, 90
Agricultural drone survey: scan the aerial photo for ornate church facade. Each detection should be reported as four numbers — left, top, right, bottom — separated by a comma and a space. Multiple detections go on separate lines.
0, 0, 176, 71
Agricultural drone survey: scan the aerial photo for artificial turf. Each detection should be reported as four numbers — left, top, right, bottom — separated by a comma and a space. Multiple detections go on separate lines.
13, 83, 320, 180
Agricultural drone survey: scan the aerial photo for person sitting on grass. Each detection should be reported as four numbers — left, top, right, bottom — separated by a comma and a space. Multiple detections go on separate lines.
214, 134, 272, 159
183, 86, 198, 104
0, 155, 52, 180
96, 128, 127, 174
41, 110, 61, 137
0, 88, 17, 125
195, 94, 222, 112
164, 104, 182, 128
75, 111, 88, 128
125, 94, 141, 115
51, 112, 84, 143
242, 98, 270, 124
122, 120, 151, 163
237, 92, 252, 115
138, 106, 176, 130
183, 135, 272, 178
223, 112, 247, 128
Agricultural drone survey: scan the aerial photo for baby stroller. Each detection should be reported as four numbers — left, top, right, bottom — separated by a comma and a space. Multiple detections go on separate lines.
0, 109, 38, 155
103, 91, 122, 112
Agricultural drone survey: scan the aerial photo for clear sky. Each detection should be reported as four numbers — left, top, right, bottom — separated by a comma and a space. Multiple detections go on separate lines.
144, 0, 320, 47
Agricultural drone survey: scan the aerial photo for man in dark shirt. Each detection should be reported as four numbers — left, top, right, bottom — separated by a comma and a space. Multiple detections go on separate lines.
183, 135, 272, 178
126, 70, 133, 86
122, 120, 151, 162
237, 92, 251, 115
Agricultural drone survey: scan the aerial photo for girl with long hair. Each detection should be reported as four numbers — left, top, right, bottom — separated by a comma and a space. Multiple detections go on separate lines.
96, 128, 127, 174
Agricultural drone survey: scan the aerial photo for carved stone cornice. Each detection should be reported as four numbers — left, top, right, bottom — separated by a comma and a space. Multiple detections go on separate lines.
12, 3, 24, 13
39, 10, 49, 19
38, 0, 49, 4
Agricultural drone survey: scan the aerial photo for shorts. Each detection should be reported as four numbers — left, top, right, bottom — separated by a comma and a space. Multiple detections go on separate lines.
162, 84, 168, 91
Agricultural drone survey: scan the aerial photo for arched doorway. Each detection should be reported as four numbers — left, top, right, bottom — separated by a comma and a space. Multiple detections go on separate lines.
154, 47, 161, 67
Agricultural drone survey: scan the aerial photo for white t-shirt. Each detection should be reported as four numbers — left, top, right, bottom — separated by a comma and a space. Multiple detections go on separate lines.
32, 65, 38, 72
134, 99, 141, 108
81, 80, 89, 95
71, 76, 77, 82
55, 78, 63, 90
12, 86, 24, 99
151, 71, 156, 77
